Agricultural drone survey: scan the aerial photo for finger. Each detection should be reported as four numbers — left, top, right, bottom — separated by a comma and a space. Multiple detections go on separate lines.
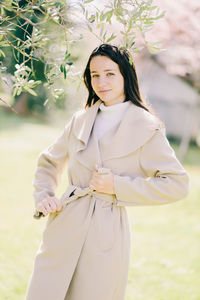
38, 204, 49, 215
36, 204, 46, 215
42, 200, 52, 213
91, 172, 97, 180
89, 180, 95, 188
36, 202, 43, 212
48, 198, 57, 212
90, 178, 99, 188
89, 183, 96, 190
38, 199, 51, 215
93, 172, 101, 180
42, 207, 49, 216
53, 198, 63, 211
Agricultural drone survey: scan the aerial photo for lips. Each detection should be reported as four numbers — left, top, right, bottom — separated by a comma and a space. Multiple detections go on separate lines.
98, 89, 111, 93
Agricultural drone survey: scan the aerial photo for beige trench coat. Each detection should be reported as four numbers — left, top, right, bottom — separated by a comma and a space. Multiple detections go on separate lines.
26, 99, 190, 300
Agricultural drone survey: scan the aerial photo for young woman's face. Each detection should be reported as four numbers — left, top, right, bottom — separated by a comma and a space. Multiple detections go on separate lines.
90, 55, 125, 106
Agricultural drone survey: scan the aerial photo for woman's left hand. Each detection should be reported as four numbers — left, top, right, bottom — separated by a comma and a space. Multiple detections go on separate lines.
89, 164, 115, 195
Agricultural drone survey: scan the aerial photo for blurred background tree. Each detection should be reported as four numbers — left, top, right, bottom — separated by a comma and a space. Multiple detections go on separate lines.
0, 0, 80, 114
135, 0, 200, 160
0, 0, 165, 115
151, 0, 200, 92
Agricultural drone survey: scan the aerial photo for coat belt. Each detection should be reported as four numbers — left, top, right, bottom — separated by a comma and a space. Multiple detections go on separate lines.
33, 185, 116, 219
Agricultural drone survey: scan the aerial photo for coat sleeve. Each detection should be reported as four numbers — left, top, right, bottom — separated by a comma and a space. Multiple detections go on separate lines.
113, 128, 190, 206
32, 113, 76, 217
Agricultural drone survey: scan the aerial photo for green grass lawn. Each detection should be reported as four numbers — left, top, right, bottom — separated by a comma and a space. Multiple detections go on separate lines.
0, 111, 200, 300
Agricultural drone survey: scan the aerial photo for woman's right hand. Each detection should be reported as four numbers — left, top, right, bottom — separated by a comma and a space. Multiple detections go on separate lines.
36, 196, 63, 216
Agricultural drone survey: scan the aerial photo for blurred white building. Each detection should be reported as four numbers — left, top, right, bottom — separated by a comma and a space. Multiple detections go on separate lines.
136, 56, 200, 160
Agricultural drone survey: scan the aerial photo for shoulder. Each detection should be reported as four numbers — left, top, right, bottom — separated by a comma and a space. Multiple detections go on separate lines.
73, 108, 87, 121
64, 108, 87, 128
63, 108, 88, 137
128, 103, 166, 134
71, 108, 87, 129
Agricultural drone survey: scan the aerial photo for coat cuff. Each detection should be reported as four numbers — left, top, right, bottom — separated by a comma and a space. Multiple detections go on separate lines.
113, 174, 138, 207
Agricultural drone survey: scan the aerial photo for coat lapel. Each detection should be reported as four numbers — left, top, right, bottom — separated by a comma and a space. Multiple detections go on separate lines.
73, 99, 162, 170
73, 99, 102, 171
99, 102, 162, 161
74, 99, 102, 150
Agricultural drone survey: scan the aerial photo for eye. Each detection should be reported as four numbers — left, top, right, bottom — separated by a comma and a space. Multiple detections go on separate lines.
107, 72, 115, 76
91, 74, 99, 78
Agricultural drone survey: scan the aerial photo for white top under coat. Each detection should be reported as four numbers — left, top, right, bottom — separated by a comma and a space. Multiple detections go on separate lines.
93, 101, 130, 140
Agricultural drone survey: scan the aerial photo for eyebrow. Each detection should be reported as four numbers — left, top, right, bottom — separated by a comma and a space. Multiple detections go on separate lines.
90, 69, 116, 74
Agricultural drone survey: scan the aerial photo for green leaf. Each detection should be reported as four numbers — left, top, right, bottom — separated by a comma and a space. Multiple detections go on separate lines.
146, 5, 158, 11
100, 12, 106, 22
87, 24, 93, 32
16, 87, 22, 96
127, 18, 133, 33
84, 0, 94, 3
2, 4, 12, 12
44, 99, 49, 106
144, 20, 153, 24
54, 88, 64, 96
149, 40, 163, 46
133, 46, 144, 53
0, 41, 10, 47
65, 52, 71, 60
17, 51, 20, 61
63, 66, 67, 79
0, 49, 5, 57
89, 14, 95, 23
60, 64, 64, 72
129, 55, 133, 66
100, 25, 104, 37
106, 34, 116, 43
131, 41, 135, 47
24, 86, 37, 96
1, 6, 5, 16
102, 31, 107, 41
66, 61, 73, 66
105, 10, 113, 23
148, 11, 165, 20
28, 80, 41, 88
12, 1, 19, 7
85, 10, 88, 19
12, 87, 17, 97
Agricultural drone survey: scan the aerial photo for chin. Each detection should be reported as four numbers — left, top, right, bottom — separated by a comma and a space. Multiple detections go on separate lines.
100, 96, 113, 103
102, 101, 113, 106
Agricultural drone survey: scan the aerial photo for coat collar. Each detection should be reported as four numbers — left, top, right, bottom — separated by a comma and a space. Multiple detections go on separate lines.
99, 101, 162, 161
74, 99, 162, 168
74, 99, 102, 149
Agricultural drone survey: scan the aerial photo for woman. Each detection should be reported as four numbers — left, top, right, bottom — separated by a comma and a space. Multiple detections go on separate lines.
26, 44, 190, 300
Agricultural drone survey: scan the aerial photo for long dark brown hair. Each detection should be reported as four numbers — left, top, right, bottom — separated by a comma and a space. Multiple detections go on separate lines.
83, 43, 154, 114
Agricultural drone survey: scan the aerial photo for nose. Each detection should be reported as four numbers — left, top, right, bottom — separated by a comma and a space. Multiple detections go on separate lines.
97, 75, 107, 88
